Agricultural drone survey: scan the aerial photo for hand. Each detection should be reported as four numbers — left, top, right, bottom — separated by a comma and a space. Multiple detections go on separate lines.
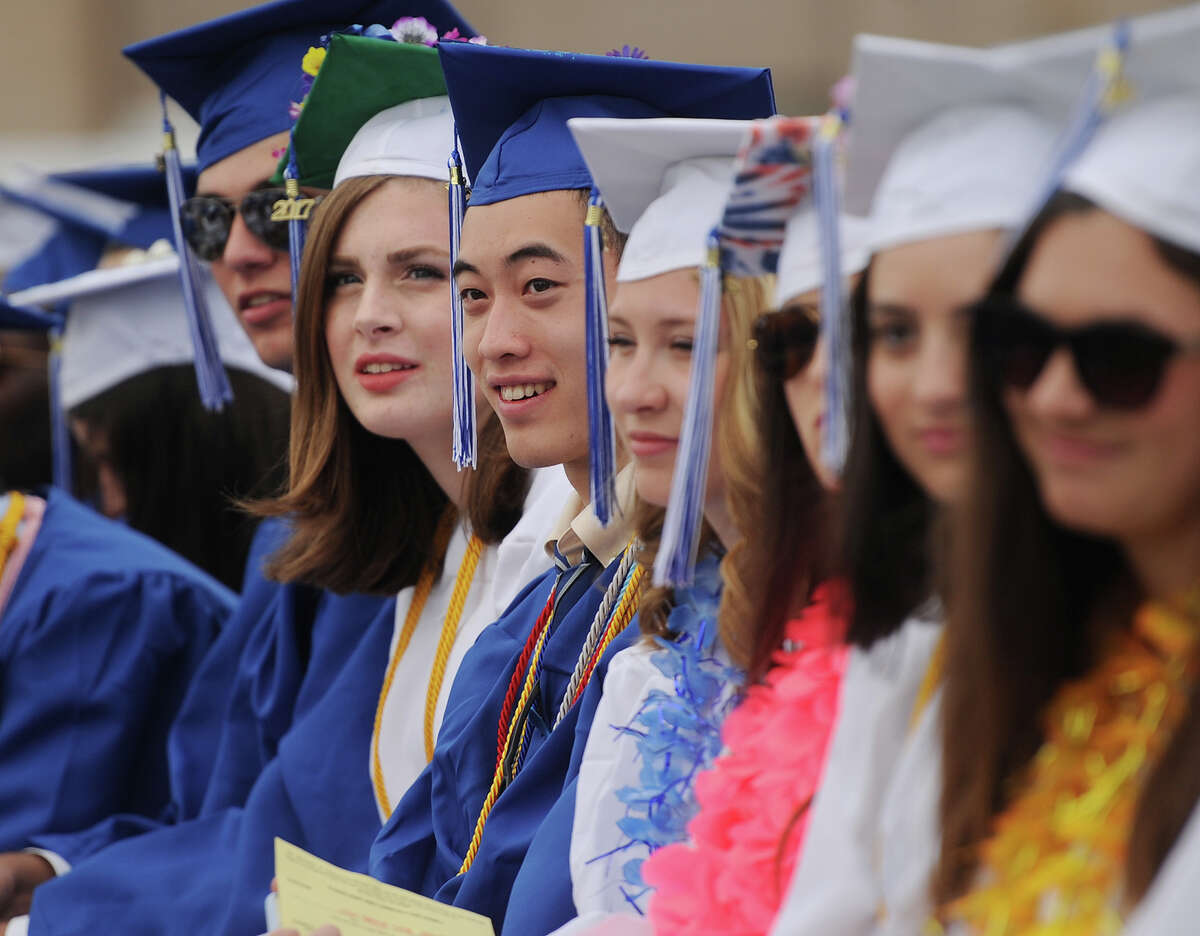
266, 928, 341, 936
0, 853, 54, 919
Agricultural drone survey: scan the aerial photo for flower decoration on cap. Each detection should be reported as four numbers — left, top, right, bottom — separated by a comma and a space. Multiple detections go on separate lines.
391, 15, 439, 45
441, 27, 486, 44
607, 44, 649, 59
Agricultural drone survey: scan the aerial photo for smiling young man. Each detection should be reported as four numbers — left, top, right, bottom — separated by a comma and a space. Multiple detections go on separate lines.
364, 41, 775, 930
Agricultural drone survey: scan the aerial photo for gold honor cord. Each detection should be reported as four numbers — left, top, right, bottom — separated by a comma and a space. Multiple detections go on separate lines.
0, 492, 26, 576
909, 633, 947, 732
370, 512, 483, 817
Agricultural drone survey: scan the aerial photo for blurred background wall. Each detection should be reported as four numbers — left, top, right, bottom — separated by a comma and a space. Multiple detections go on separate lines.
0, 0, 1188, 171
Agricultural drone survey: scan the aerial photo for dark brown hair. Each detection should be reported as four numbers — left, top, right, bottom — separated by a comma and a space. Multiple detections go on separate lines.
724, 297, 835, 682
840, 268, 936, 647
251, 174, 529, 594
936, 190, 1200, 908
72, 364, 290, 590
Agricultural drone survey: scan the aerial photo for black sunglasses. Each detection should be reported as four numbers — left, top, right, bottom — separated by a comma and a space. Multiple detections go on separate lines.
973, 296, 1200, 410
753, 304, 820, 380
179, 188, 323, 261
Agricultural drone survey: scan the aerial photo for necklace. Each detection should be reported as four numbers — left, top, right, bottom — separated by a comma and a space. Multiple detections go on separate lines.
0, 492, 26, 580
938, 593, 1200, 934
370, 511, 485, 817
458, 542, 644, 875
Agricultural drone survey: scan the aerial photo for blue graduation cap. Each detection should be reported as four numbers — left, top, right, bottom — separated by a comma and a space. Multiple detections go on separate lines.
437, 41, 776, 513
0, 295, 62, 333
123, 0, 475, 173
439, 42, 776, 207
2, 166, 190, 294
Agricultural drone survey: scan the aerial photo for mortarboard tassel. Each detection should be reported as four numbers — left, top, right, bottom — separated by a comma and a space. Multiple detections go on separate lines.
812, 112, 851, 476
449, 137, 477, 469
278, 140, 315, 308
583, 187, 617, 524
653, 229, 722, 588
158, 91, 232, 412
1000, 20, 1132, 263
47, 323, 72, 491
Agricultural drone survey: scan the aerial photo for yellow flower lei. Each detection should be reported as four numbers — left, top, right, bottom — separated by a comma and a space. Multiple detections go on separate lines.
938, 588, 1200, 936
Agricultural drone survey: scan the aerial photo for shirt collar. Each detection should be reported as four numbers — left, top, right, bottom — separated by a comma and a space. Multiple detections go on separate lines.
544, 463, 637, 567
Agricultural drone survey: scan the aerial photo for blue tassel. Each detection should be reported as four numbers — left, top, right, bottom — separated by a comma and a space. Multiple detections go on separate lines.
283, 144, 309, 308
584, 187, 617, 524
48, 324, 72, 491
159, 91, 232, 412
1002, 20, 1132, 259
653, 229, 722, 588
813, 114, 850, 476
449, 137, 477, 469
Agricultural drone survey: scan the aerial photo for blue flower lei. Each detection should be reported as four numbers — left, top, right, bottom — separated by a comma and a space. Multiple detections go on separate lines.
589, 552, 743, 914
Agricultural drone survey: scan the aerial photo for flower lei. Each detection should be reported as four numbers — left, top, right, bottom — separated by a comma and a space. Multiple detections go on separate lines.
288, 17, 487, 119
641, 584, 849, 935
591, 553, 741, 914
938, 588, 1200, 935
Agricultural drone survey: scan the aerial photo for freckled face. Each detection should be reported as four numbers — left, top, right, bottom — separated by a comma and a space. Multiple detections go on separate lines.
322, 178, 453, 447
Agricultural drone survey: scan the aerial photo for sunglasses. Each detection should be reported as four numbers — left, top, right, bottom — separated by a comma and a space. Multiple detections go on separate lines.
753, 303, 820, 380
973, 296, 1200, 409
179, 188, 322, 261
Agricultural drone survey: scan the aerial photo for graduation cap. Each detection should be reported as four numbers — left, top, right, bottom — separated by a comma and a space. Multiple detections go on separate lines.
282, 33, 454, 190
1061, 5, 1200, 255
123, 0, 474, 174
1, 165, 191, 294
440, 42, 775, 207
8, 250, 293, 489
439, 42, 776, 512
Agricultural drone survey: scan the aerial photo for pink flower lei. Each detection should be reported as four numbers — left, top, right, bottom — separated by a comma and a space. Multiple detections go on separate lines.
641, 584, 849, 934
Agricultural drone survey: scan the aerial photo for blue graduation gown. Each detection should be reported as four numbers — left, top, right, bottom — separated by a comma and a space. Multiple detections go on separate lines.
26, 594, 398, 936
30, 518, 388, 866
369, 555, 639, 931
0, 489, 231, 852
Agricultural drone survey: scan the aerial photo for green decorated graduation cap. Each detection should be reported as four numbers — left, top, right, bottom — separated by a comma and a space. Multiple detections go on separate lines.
278, 32, 453, 190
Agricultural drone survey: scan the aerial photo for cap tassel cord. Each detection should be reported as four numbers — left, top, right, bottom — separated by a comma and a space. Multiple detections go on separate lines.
653, 230, 721, 588
159, 91, 232, 411
283, 142, 309, 310
584, 188, 617, 524
48, 326, 72, 491
449, 138, 477, 469
1002, 20, 1132, 260
813, 113, 850, 476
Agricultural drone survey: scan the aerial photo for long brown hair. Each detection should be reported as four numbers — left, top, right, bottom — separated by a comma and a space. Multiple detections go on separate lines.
251, 174, 528, 594
840, 268, 937, 647
937, 191, 1200, 908
723, 297, 834, 683
636, 273, 773, 667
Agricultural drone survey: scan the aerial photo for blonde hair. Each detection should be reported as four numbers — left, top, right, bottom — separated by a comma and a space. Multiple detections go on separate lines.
636, 273, 774, 660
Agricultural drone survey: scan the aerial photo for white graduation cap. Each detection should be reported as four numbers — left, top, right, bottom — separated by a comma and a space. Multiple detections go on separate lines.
848, 2, 1200, 255
333, 95, 456, 187
568, 117, 752, 282
10, 248, 293, 411
1059, 6, 1200, 254
776, 209, 871, 307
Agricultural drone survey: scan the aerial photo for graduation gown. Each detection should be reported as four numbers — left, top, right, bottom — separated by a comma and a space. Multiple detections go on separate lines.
24, 505, 559, 936
369, 553, 640, 931
0, 489, 231, 852
769, 611, 943, 935
29, 517, 388, 866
